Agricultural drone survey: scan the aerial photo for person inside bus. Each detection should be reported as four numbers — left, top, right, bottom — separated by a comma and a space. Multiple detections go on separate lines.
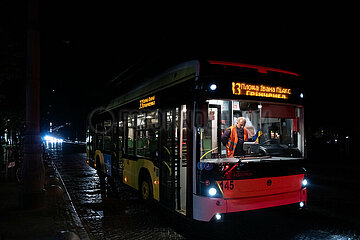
221, 117, 249, 157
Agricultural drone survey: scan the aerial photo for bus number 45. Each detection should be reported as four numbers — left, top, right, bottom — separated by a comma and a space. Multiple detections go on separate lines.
219, 180, 234, 191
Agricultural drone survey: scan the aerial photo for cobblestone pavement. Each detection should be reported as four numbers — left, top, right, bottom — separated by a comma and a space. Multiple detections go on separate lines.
49, 143, 360, 240
49, 144, 184, 240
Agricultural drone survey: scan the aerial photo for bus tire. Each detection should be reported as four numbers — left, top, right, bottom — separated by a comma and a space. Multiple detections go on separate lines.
139, 170, 152, 201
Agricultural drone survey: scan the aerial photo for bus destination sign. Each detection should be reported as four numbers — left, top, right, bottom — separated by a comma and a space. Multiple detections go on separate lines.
139, 95, 155, 109
232, 82, 291, 99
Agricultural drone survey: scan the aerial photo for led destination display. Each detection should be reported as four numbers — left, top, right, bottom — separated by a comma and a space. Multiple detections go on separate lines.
232, 82, 291, 99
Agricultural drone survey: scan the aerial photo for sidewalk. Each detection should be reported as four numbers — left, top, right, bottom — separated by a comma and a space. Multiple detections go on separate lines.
0, 157, 87, 240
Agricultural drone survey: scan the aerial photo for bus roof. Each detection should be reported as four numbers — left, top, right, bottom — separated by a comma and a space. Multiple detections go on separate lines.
208, 60, 299, 77
106, 60, 200, 110
106, 59, 299, 110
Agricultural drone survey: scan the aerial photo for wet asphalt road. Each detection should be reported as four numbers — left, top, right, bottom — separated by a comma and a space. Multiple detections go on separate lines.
48, 143, 360, 239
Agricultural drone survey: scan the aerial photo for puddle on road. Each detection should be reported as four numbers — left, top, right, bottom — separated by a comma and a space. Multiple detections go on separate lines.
294, 229, 358, 240
79, 189, 102, 194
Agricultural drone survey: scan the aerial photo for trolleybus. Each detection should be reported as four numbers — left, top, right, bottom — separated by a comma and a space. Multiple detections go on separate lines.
86, 59, 308, 222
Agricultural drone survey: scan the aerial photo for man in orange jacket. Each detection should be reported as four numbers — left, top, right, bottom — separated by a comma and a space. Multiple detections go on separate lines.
221, 117, 249, 157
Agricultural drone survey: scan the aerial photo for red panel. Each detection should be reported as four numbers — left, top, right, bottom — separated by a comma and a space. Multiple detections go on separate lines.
226, 191, 301, 212
293, 117, 298, 132
208, 60, 299, 77
218, 174, 304, 199
261, 103, 296, 119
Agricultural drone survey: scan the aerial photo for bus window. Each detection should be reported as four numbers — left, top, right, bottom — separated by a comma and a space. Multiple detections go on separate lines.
118, 120, 124, 158
86, 129, 93, 152
200, 105, 220, 159
201, 100, 304, 159
146, 111, 159, 158
103, 120, 112, 152
95, 122, 103, 150
180, 105, 187, 166
136, 113, 146, 157
135, 111, 159, 158
127, 114, 135, 155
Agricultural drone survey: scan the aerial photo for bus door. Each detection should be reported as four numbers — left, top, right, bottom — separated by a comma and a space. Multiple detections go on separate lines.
160, 109, 176, 209
159, 106, 187, 214
205, 104, 221, 158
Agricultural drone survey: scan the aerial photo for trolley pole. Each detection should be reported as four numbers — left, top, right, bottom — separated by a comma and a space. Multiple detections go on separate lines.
21, 0, 45, 208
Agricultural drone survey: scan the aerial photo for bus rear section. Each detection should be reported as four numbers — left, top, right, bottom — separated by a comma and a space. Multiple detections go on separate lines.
194, 159, 307, 221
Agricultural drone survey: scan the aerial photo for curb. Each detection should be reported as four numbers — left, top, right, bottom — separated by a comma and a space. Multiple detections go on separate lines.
52, 161, 91, 240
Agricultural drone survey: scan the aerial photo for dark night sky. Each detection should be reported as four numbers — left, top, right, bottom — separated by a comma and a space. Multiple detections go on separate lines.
1, 1, 358, 140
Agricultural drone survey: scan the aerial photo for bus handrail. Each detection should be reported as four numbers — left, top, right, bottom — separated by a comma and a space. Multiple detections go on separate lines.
200, 147, 218, 160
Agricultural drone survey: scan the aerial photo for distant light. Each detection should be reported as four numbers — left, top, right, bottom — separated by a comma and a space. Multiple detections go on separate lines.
43, 135, 63, 144
334, 139, 338, 143
299, 202, 305, 208
346, 136, 349, 139
300, 93, 304, 99
258, 104, 262, 109
215, 213, 222, 221
210, 84, 217, 91
208, 187, 217, 196
44, 135, 52, 141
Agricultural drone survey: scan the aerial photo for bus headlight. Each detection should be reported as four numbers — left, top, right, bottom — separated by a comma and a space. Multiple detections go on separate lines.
302, 179, 308, 187
208, 187, 217, 196
215, 213, 222, 221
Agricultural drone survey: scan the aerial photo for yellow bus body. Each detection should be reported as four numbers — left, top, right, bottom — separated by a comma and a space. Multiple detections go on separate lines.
123, 158, 160, 201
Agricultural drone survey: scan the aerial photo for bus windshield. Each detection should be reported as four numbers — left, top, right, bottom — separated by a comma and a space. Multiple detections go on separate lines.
200, 100, 304, 161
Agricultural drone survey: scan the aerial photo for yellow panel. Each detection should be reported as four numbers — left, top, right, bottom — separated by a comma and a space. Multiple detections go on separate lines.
123, 158, 159, 201
94, 150, 105, 172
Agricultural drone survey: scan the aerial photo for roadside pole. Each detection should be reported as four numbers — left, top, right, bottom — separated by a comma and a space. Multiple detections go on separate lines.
21, 0, 45, 208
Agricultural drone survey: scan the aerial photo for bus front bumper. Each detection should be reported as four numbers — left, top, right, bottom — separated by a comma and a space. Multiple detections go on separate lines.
193, 188, 307, 222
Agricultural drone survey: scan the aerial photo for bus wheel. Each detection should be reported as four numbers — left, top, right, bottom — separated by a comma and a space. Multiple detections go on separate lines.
139, 175, 152, 201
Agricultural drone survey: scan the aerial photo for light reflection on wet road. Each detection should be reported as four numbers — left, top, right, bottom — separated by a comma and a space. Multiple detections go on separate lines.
48, 143, 360, 239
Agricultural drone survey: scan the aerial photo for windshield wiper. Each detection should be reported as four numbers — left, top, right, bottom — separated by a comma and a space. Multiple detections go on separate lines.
224, 156, 272, 176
